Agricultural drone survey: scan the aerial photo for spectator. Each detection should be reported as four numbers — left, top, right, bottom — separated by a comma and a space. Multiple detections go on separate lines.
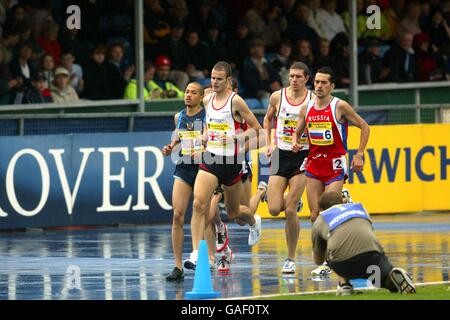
82, 45, 111, 100
184, 29, 210, 81
398, 1, 422, 36
278, 0, 297, 26
38, 53, 54, 89
0, 48, 21, 105
106, 42, 135, 99
37, 22, 62, 65
50, 66, 79, 103
205, 22, 226, 71
27, 0, 54, 41
0, 27, 20, 64
414, 32, 448, 81
284, 2, 320, 50
149, 55, 184, 99
292, 39, 315, 69
419, 1, 432, 30
331, 32, 350, 88
270, 39, 294, 87
17, 22, 44, 62
245, 0, 286, 50
143, 0, 170, 61
4, 4, 28, 32
21, 72, 53, 104
424, 9, 450, 52
307, 0, 327, 40
382, 0, 407, 42
60, 50, 84, 94
313, 38, 335, 71
241, 38, 282, 99
358, 37, 384, 84
9, 41, 37, 91
124, 62, 160, 100
59, 27, 93, 67
184, 0, 226, 42
381, 31, 418, 82
316, 0, 346, 42
167, 0, 189, 23
226, 19, 251, 72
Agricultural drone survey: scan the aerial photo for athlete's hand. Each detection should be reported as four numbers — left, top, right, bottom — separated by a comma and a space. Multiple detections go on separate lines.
191, 150, 203, 163
265, 145, 272, 158
291, 142, 302, 153
162, 144, 172, 156
219, 133, 235, 145
351, 153, 364, 172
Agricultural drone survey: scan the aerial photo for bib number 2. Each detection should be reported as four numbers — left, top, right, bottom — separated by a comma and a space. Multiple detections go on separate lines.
332, 156, 347, 171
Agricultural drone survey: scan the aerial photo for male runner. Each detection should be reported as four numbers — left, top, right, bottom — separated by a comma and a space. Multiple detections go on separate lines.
292, 67, 370, 276
184, 61, 264, 270
263, 62, 313, 274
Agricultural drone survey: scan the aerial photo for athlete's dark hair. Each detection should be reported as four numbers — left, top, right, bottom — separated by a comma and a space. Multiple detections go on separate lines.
315, 67, 336, 84
230, 77, 238, 91
187, 81, 204, 95
290, 61, 309, 77
319, 191, 343, 211
212, 61, 232, 78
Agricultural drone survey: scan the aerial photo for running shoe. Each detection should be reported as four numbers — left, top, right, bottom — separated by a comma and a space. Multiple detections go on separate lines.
311, 262, 332, 276
248, 215, 262, 246
183, 251, 198, 270
258, 181, 268, 202
217, 256, 231, 272
342, 188, 353, 203
281, 258, 296, 274
390, 267, 416, 293
336, 282, 354, 296
216, 223, 229, 253
165, 267, 184, 282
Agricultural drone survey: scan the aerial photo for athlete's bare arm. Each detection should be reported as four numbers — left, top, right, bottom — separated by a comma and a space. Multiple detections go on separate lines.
337, 100, 370, 172
233, 95, 264, 152
263, 90, 281, 158
292, 104, 307, 153
162, 112, 181, 155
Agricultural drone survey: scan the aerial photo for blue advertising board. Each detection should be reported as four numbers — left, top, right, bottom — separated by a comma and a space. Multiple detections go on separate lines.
0, 132, 178, 229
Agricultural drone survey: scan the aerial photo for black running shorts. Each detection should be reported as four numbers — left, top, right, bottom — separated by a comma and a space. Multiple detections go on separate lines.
270, 147, 309, 179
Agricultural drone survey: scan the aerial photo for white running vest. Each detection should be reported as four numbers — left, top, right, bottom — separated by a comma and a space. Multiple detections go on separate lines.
206, 92, 242, 156
275, 88, 312, 151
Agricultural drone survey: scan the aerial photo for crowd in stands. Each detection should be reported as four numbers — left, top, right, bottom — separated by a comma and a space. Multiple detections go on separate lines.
0, 0, 449, 106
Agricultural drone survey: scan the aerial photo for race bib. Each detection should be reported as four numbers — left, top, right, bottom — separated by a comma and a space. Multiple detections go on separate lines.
332, 155, 347, 171
308, 122, 333, 146
178, 130, 203, 155
207, 121, 230, 147
281, 119, 297, 143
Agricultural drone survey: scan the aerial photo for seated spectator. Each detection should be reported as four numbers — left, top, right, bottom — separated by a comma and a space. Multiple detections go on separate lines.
358, 37, 384, 85
313, 38, 335, 71
59, 27, 93, 66
60, 50, 84, 94
307, 0, 327, 40
284, 2, 319, 51
17, 23, 44, 62
330, 32, 350, 88
270, 39, 294, 87
0, 49, 21, 105
82, 45, 112, 100
244, 0, 286, 50
9, 41, 37, 91
38, 53, 55, 89
106, 42, 135, 99
398, 1, 422, 37
414, 32, 448, 81
184, 0, 226, 42
226, 19, 251, 72
184, 29, 210, 81
167, 0, 189, 23
382, 0, 406, 42
0, 28, 20, 65
292, 38, 315, 70
424, 9, 450, 53
21, 72, 53, 104
4, 4, 27, 32
205, 22, 226, 71
381, 31, 418, 82
26, 0, 55, 40
241, 38, 282, 100
149, 55, 184, 99
124, 62, 160, 100
316, 0, 346, 41
37, 22, 62, 65
143, 0, 170, 61
50, 67, 79, 103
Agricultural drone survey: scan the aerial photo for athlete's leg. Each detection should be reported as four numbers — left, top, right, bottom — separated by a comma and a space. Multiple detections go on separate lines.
306, 177, 325, 223
284, 173, 306, 260
191, 170, 219, 251
325, 179, 345, 194
267, 175, 289, 216
171, 179, 193, 270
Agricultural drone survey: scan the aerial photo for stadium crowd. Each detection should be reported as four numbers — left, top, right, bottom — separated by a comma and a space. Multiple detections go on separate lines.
0, 0, 449, 105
